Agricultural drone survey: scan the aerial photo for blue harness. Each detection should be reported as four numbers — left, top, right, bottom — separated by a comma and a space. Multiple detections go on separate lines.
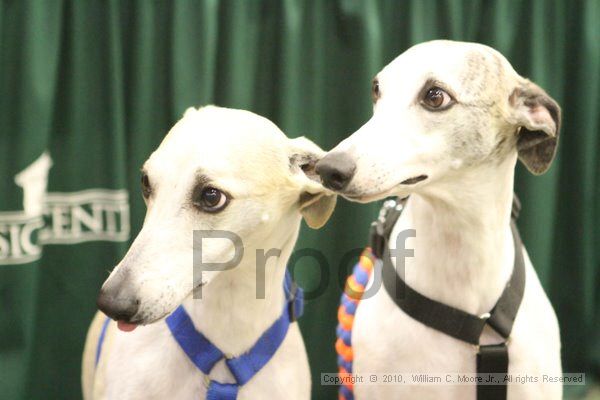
95, 271, 304, 400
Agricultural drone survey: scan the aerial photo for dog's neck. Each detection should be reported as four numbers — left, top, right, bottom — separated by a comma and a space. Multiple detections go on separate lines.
182, 218, 301, 357
391, 154, 518, 316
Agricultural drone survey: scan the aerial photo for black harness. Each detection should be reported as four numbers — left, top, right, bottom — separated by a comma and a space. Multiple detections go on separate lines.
370, 197, 525, 400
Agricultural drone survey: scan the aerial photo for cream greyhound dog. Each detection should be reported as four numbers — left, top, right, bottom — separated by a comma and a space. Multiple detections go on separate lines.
316, 41, 562, 399
82, 106, 336, 399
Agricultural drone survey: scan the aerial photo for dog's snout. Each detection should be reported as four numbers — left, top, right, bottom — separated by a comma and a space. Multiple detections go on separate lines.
97, 279, 140, 322
315, 152, 356, 191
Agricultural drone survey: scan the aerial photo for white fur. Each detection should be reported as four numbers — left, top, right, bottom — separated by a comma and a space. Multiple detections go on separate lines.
82, 106, 336, 399
325, 41, 562, 399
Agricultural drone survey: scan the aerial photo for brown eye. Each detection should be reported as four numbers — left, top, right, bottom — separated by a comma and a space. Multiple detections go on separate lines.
422, 87, 453, 110
141, 173, 151, 198
371, 79, 380, 103
193, 186, 228, 213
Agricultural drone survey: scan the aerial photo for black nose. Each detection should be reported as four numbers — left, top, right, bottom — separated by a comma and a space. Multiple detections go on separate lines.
96, 279, 140, 322
315, 152, 356, 191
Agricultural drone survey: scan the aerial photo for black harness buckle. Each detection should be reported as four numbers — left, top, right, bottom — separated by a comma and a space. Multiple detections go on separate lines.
370, 198, 405, 258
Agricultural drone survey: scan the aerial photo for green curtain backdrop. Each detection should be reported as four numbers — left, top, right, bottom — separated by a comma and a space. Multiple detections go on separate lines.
1, 1, 598, 399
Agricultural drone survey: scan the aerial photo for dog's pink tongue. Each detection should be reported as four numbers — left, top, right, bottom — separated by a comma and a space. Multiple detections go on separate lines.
117, 321, 138, 332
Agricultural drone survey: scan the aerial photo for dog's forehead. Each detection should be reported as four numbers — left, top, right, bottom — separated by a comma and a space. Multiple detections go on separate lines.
146, 107, 290, 179
379, 40, 517, 102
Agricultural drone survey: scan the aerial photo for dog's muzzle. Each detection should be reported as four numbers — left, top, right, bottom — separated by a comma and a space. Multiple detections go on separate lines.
97, 278, 140, 323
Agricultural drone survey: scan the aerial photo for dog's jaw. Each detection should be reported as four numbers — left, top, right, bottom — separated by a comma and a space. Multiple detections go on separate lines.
342, 174, 429, 203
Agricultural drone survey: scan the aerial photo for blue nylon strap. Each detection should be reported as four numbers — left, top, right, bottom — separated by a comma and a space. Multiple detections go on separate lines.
206, 381, 238, 400
292, 287, 304, 320
93, 270, 304, 400
284, 270, 304, 320
165, 306, 224, 375
284, 269, 293, 294
95, 317, 111, 366
160, 269, 304, 399
225, 304, 291, 385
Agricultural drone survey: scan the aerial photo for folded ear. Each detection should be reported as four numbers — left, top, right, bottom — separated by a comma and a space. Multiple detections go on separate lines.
299, 191, 337, 229
288, 137, 337, 229
510, 80, 561, 175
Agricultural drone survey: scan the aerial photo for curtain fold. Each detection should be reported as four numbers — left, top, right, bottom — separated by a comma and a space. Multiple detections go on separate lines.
0, 1, 597, 399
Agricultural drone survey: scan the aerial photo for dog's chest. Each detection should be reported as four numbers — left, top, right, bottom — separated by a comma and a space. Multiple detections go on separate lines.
350, 260, 562, 399
98, 322, 310, 400
100, 324, 205, 399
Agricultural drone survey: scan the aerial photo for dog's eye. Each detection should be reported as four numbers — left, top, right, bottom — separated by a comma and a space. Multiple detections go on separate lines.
371, 79, 380, 103
422, 87, 453, 110
141, 173, 152, 198
194, 187, 228, 213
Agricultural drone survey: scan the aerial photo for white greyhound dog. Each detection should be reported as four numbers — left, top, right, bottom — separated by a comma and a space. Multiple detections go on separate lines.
316, 40, 562, 399
81, 106, 336, 399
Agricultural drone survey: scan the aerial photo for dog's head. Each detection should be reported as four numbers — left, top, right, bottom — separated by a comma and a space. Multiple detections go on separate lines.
97, 106, 335, 329
316, 40, 561, 202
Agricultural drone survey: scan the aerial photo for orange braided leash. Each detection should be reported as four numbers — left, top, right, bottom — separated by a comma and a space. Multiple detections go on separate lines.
336, 248, 376, 400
